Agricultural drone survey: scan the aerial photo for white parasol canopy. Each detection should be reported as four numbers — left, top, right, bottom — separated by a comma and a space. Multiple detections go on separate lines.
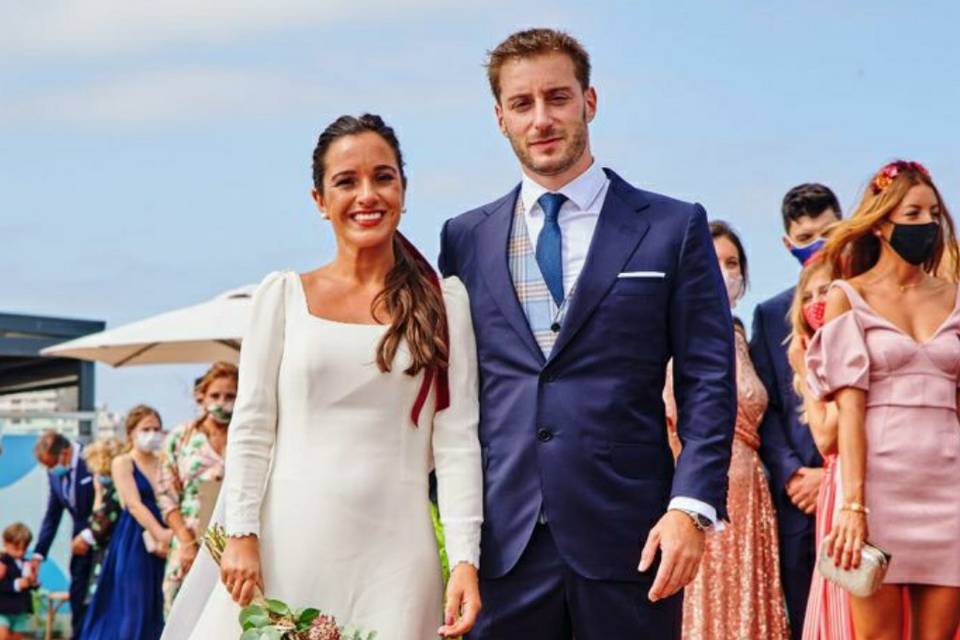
40, 284, 255, 366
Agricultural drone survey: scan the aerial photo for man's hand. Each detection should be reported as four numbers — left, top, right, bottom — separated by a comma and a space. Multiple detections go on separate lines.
639, 510, 706, 602
786, 467, 823, 514
70, 534, 91, 556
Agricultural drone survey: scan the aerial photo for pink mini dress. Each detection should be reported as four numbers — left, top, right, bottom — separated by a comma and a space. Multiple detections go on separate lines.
806, 280, 960, 586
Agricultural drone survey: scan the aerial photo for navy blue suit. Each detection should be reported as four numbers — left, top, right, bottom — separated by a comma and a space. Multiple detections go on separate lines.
34, 445, 95, 639
750, 287, 822, 638
440, 170, 736, 638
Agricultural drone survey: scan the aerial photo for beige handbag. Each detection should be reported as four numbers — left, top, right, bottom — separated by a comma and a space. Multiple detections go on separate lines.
817, 539, 891, 598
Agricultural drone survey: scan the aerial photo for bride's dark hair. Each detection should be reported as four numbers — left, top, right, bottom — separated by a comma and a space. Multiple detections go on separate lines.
311, 114, 449, 382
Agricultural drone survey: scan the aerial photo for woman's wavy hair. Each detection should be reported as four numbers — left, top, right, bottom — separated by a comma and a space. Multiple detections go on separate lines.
311, 114, 449, 379
787, 253, 832, 401
822, 161, 959, 280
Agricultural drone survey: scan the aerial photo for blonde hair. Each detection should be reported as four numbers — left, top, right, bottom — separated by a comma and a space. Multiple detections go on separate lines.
822, 161, 960, 280
123, 404, 161, 452
788, 255, 832, 401
83, 437, 124, 475
194, 362, 238, 398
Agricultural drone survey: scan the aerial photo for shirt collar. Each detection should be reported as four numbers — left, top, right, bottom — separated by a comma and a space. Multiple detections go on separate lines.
68, 441, 79, 471
520, 160, 607, 215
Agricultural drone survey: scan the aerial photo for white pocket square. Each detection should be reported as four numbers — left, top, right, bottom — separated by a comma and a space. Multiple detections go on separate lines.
617, 271, 665, 279
80, 476, 93, 485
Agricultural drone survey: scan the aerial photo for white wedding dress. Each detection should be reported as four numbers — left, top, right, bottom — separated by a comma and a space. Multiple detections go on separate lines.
162, 271, 483, 640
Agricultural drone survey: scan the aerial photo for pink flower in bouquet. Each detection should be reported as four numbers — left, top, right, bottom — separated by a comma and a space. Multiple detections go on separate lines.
307, 614, 341, 640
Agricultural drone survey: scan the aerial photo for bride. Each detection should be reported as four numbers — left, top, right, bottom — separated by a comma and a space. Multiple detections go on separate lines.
162, 114, 483, 639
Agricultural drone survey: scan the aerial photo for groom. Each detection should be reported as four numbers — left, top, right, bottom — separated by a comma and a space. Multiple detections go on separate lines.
439, 29, 736, 638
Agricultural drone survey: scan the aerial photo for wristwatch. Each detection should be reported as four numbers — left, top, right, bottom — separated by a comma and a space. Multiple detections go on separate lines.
673, 509, 712, 532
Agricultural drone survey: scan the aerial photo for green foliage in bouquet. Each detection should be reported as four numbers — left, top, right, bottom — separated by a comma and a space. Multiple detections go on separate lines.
204, 524, 376, 640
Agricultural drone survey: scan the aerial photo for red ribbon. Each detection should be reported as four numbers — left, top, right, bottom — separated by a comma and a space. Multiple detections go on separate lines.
396, 233, 451, 427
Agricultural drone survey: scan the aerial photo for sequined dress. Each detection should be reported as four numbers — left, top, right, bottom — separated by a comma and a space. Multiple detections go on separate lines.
668, 329, 791, 639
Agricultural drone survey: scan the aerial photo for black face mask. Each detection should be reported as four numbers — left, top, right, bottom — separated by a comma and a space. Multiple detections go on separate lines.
887, 222, 939, 266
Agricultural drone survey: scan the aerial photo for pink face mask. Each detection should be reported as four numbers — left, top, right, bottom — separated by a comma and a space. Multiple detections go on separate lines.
803, 300, 827, 331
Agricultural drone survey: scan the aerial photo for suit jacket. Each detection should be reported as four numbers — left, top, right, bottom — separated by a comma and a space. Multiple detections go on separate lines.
33, 445, 95, 559
439, 169, 736, 581
750, 287, 822, 535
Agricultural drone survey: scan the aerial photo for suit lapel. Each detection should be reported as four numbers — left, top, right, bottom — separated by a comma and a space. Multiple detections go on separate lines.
547, 171, 651, 363
477, 186, 546, 364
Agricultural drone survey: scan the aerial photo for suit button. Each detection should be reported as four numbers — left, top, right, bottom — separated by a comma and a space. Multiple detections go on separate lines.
537, 428, 553, 442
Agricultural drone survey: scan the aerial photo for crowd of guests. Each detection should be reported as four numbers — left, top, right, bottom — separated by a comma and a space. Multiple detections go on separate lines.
0, 363, 236, 640
666, 163, 960, 640
3, 161, 959, 640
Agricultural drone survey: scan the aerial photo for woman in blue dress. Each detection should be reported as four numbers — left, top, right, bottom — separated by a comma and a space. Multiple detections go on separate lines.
80, 405, 172, 640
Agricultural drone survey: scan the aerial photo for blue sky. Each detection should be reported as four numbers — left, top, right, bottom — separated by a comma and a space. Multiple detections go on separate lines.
3, 1, 959, 426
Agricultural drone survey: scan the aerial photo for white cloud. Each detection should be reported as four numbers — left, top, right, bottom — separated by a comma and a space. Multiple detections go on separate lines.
0, 0, 447, 57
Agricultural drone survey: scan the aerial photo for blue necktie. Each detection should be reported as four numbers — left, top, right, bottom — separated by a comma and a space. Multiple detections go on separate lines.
536, 192, 568, 305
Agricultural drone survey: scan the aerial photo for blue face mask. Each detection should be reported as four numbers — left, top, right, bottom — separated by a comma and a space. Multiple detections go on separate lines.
97, 475, 113, 487
788, 237, 826, 266
49, 464, 71, 477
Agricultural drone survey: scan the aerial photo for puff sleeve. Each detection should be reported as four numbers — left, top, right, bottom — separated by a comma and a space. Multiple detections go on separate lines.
431, 276, 483, 569
223, 271, 288, 537
805, 310, 871, 400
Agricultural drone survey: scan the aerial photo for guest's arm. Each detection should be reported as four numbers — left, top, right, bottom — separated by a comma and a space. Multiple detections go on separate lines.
33, 475, 65, 560
751, 304, 805, 498
641, 204, 736, 603
807, 286, 869, 570
158, 428, 200, 572
112, 455, 170, 548
434, 276, 483, 637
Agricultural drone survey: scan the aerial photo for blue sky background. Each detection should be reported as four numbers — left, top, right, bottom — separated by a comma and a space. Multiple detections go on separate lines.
3, 1, 958, 426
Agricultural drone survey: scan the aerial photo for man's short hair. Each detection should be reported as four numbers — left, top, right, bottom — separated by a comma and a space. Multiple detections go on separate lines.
485, 28, 591, 102
2, 522, 32, 547
34, 430, 70, 460
781, 183, 841, 232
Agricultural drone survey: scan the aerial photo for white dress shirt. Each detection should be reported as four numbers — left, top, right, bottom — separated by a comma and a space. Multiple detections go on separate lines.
521, 161, 720, 529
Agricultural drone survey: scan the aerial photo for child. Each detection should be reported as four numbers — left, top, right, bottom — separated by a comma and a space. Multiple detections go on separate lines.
0, 523, 39, 640
82, 437, 124, 603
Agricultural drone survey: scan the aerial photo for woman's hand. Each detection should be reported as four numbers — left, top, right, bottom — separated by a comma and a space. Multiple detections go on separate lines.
178, 536, 199, 575
438, 562, 481, 638
826, 509, 868, 570
221, 535, 263, 606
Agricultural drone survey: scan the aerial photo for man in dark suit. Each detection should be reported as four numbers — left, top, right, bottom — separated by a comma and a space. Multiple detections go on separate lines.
440, 28, 736, 639
29, 430, 95, 638
750, 183, 841, 638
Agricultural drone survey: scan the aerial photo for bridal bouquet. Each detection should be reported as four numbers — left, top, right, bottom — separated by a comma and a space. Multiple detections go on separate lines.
204, 525, 376, 640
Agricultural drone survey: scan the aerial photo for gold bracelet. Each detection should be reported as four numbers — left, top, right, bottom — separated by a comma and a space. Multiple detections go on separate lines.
841, 502, 870, 515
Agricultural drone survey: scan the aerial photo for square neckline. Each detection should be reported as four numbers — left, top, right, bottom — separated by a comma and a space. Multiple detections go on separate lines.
293, 272, 389, 329
831, 279, 960, 347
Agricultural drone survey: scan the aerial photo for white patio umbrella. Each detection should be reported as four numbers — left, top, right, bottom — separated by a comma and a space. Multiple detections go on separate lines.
40, 284, 255, 366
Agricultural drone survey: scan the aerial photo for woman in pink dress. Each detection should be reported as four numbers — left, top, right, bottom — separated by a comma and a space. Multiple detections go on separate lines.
806, 161, 960, 639
666, 221, 790, 639
788, 254, 855, 640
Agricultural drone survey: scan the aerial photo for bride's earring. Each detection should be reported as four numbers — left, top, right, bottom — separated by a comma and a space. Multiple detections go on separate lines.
320, 210, 329, 220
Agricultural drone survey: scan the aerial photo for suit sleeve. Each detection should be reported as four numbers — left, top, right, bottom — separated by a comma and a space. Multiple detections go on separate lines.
33, 476, 65, 558
438, 219, 457, 278
668, 204, 737, 520
751, 304, 804, 498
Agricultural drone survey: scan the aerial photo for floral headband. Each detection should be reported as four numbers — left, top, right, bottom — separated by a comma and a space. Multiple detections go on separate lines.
871, 160, 930, 194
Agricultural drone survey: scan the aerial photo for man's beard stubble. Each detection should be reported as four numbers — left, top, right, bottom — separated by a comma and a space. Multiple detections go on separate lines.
509, 114, 589, 179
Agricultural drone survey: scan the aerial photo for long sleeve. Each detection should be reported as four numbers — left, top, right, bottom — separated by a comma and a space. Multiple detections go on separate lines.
432, 277, 483, 569
157, 426, 185, 520
751, 303, 804, 497
223, 271, 287, 537
33, 477, 64, 558
668, 204, 737, 521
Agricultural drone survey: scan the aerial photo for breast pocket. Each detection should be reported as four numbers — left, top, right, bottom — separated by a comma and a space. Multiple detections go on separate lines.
610, 277, 668, 298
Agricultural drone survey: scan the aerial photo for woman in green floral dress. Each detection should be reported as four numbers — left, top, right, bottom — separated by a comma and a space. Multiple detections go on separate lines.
157, 362, 237, 614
